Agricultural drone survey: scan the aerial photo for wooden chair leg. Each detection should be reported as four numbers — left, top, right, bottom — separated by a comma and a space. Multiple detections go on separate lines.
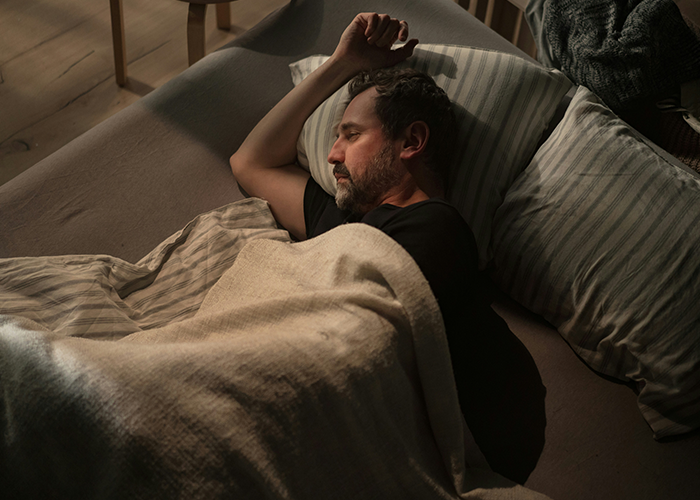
484, 0, 496, 28
187, 3, 207, 66
216, 3, 231, 31
109, 0, 128, 86
512, 8, 523, 46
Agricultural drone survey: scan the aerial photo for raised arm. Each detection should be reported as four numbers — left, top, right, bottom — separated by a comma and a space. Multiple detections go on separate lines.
229, 13, 418, 240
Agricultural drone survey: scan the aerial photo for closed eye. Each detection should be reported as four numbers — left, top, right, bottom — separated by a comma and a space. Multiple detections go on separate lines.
333, 131, 358, 141
336, 121, 362, 140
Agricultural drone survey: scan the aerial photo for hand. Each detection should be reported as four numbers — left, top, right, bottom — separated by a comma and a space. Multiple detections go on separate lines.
332, 13, 419, 74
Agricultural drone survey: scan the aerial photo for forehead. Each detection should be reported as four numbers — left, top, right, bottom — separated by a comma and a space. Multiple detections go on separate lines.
337, 87, 382, 133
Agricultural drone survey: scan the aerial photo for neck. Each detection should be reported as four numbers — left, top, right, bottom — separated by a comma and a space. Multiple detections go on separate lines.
409, 162, 445, 199
377, 173, 433, 208
382, 161, 445, 206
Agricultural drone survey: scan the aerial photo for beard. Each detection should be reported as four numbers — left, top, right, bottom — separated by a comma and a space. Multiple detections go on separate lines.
334, 142, 402, 215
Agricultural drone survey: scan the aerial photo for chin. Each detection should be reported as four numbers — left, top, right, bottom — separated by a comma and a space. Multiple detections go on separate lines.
335, 182, 375, 215
335, 188, 352, 211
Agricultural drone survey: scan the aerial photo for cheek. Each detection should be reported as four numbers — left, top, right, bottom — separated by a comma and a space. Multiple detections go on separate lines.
345, 163, 363, 184
345, 147, 371, 177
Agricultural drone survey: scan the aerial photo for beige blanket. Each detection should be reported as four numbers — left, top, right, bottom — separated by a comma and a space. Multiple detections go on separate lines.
0, 204, 549, 499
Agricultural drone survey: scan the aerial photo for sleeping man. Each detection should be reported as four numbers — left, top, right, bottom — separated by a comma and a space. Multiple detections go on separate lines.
230, 12, 544, 484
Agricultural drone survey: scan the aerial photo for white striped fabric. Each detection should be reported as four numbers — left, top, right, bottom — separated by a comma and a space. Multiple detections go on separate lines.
0, 199, 291, 340
492, 86, 700, 439
289, 45, 572, 267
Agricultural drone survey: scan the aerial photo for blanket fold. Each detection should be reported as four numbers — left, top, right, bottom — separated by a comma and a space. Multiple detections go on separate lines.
0, 198, 290, 339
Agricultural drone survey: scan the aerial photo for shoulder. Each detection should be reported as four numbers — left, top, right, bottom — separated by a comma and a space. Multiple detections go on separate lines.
377, 199, 473, 241
402, 199, 469, 228
304, 177, 334, 211
370, 198, 478, 267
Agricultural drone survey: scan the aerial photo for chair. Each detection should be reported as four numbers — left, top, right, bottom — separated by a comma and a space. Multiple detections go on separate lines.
182, 0, 235, 66
108, 0, 235, 87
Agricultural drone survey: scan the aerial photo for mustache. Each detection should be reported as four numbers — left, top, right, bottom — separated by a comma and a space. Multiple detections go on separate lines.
333, 163, 351, 178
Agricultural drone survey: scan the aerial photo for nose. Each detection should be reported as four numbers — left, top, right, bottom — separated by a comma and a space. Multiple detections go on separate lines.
327, 137, 344, 165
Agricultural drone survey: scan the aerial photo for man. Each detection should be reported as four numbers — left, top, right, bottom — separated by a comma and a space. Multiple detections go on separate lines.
230, 12, 475, 331
231, 13, 544, 484
230, 13, 425, 239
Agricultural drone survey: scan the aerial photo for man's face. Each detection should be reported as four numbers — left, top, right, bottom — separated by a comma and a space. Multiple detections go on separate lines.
328, 88, 402, 214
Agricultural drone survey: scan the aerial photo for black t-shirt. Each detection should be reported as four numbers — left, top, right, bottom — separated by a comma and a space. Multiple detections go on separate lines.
303, 177, 479, 319
302, 177, 546, 484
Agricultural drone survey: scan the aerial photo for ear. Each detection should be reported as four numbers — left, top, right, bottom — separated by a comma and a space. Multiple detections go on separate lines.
399, 121, 429, 161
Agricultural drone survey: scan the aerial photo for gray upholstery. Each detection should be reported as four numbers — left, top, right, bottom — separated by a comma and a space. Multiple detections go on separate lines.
1, 0, 698, 498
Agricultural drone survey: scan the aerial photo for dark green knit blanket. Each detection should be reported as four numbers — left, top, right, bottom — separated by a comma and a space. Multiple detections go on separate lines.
541, 0, 700, 112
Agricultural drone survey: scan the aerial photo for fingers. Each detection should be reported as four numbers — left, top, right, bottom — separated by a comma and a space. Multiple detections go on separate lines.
386, 38, 420, 66
363, 13, 409, 48
398, 21, 409, 42
399, 38, 420, 56
364, 13, 379, 38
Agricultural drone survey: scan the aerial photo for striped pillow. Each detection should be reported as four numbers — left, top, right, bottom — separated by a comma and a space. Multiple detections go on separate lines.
289, 45, 571, 267
492, 86, 700, 439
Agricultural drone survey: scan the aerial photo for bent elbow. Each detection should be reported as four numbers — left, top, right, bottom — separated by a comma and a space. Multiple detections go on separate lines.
229, 151, 258, 196
229, 152, 243, 178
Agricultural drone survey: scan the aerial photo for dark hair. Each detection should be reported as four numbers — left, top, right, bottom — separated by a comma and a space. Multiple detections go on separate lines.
348, 68, 457, 188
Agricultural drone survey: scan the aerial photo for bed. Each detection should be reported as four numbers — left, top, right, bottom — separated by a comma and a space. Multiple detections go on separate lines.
1, 0, 700, 498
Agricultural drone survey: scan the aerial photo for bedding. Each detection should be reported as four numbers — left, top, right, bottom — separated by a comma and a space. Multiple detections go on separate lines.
290, 44, 572, 267
0, 201, 549, 499
491, 86, 700, 439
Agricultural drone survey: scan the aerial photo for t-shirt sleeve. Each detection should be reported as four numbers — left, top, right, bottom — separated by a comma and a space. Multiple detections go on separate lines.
303, 177, 335, 239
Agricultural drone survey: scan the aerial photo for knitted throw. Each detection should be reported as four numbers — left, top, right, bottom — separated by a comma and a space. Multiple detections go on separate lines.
541, 0, 700, 112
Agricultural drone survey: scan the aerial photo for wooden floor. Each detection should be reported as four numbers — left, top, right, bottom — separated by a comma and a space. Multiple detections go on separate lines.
0, 0, 288, 186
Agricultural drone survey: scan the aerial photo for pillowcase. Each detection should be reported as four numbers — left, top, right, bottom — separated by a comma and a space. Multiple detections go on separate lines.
289, 45, 572, 267
491, 86, 700, 439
